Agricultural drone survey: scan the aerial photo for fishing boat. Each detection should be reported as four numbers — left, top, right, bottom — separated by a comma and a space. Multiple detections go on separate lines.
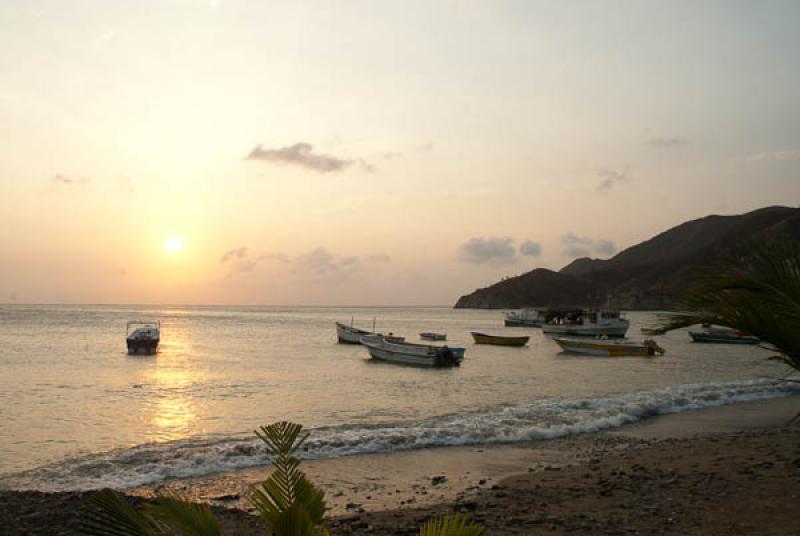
335, 321, 404, 345
552, 336, 665, 357
689, 326, 760, 344
471, 332, 529, 346
541, 308, 629, 338
360, 335, 464, 367
126, 321, 160, 355
504, 308, 544, 327
420, 332, 447, 341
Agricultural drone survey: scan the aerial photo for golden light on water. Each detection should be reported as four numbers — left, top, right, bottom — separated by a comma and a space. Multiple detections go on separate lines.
164, 235, 184, 254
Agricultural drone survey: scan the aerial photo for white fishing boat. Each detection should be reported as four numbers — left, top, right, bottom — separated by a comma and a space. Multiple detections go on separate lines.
360, 335, 464, 367
541, 308, 629, 338
335, 321, 404, 345
126, 321, 160, 355
504, 308, 544, 327
552, 336, 665, 357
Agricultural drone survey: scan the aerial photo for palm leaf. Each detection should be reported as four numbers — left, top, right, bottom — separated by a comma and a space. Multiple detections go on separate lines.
80, 489, 161, 536
144, 495, 221, 536
418, 513, 486, 536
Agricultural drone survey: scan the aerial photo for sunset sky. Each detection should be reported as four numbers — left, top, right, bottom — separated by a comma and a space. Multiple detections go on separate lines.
1, 0, 798, 305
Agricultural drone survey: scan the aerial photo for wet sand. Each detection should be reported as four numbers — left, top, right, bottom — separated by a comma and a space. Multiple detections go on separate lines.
2, 396, 799, 535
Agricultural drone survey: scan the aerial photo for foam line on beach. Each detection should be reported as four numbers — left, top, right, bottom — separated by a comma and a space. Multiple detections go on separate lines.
2, 379, 797, 491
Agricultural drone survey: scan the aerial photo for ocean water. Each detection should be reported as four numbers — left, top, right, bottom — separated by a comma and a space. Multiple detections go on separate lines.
0, 304, 796, 491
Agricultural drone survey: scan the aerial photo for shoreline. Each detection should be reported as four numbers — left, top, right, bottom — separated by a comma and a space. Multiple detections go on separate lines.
2, 395, 799, 534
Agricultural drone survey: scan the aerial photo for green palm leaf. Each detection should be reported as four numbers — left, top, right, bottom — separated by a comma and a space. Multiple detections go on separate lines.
80, 489, 161, 536
418, 513, 486, 536
145, 495, 221, 536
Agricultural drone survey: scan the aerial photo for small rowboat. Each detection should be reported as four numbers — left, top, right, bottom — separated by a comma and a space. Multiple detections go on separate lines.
553, 336, 665, 357
420, 332, 447, 341
471, 332, 529, 347
361, 335, 464, 367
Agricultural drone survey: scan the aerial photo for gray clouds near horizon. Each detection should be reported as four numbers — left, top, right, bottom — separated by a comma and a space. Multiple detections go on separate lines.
458, 237, 542, 265
245, 143, 373, 173
561, 233, 617, 258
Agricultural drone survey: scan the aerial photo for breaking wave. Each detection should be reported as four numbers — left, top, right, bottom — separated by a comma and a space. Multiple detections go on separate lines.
2, 379, 797, 491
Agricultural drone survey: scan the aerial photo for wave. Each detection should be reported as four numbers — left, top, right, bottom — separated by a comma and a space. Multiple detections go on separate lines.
2, 379, 797, 491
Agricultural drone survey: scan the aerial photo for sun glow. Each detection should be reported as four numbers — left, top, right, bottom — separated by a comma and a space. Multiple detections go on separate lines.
164, 235, 184, 253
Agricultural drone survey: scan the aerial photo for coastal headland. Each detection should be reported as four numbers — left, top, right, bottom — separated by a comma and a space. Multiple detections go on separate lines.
2, 396, 799, 535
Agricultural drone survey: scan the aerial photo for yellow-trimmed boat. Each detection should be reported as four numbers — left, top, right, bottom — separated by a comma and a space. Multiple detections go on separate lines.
471, 332, 530, 346
553, 336, 665, 357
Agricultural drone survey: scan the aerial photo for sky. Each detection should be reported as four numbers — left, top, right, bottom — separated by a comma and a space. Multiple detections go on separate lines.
1, 0, 798, 305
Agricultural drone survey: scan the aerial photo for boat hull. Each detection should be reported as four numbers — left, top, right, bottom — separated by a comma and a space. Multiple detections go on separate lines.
504, 319, 542, 327
336, 322, 404, 344
126, 338, 159, 355
361, 337, 464, 367
420, 332, 447, 341
689, 331, 760, 344
552, 337, 663, 357
471, 332, 529, 346
542, 325, 629, 338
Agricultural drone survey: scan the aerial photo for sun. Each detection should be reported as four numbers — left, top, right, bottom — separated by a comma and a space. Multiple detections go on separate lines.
164, 235, 184, 253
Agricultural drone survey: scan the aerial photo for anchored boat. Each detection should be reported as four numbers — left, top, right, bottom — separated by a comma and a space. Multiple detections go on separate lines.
420, 332, 447, 341
361, 335, 464, 367
336, 321, 404, 345
471, 332, 530, 346
689, 326, 759, 344
541, 308, 629, 338
553, 336, 665, 357
504, 308, 545, 327
126, 321, 160, 355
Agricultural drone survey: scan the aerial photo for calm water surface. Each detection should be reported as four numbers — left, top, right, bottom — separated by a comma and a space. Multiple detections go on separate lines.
0, 305, 795, 490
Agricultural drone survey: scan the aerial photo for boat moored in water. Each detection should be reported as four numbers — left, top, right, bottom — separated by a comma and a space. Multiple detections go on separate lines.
336, 321, 404, 345
420, 332, 447, 341
504, 308, 544, 327
360, 335, 464, 367
471, 332, 530, 346
126, 321, 160, 355
689, 326, 760, 344
541, 308, 630, 338
552, 336, 665, 357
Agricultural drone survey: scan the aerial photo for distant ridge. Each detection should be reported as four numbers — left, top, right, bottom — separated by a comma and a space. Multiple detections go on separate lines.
454, 206, 800, 310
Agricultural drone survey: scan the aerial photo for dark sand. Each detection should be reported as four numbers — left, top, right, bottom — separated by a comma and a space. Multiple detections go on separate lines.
2, 396, 799, 535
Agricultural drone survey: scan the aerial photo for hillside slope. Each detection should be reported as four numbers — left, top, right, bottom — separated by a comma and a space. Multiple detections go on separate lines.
454, 206, 800, 309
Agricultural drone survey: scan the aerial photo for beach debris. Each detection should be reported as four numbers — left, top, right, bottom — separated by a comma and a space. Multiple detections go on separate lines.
431, 475, 447, 486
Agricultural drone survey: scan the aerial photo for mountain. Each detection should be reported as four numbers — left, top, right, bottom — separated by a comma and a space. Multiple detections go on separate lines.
454, 206, 800, 310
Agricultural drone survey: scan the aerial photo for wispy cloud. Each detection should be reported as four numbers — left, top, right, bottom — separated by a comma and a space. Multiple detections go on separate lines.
597, 169, 630, 193
649, 137, 686, 148
220, 246, 248, 264
458, 237, 517, 265
367, 253, 392, 263
561, 232, 617, 257
51, 174, 89, 186
739, 149, 800, 162
519, 240, 542, 257
245, 142, 373, 173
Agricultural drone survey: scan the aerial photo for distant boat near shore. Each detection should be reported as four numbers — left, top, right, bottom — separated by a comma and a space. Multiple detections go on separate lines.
361, 335, 464, 367
126, 321, 160, 355
553, 336, 665, 357
504, 308, 544, 327
471, 332, 530, 346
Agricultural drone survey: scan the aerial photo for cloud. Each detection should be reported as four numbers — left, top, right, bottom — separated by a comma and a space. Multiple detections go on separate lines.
519, 240, 542, 257
649, 137, 686, 148
458, 237, 517, 265
596, 169, 630, 193
367, 253, 392, 263
418, 141, 433, 152
51, 174, 89, 186
118, 176, 135, 193
220, 246, 248, 264
740, 149, 800, 162
245, 142, 373, 173
561, 233, 617, 257
383, 152, 403, 159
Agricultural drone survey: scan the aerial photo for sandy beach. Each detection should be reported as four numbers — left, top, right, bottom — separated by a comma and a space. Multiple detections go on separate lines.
2, 395, 799, 535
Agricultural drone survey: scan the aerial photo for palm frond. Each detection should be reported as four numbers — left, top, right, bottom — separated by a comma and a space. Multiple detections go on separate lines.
144, 495, 221, 536
79, 489, 161, 536
417, 513, 486, 536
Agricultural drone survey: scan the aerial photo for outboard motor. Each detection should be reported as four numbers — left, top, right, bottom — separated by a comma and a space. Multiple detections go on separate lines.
435, 346, 460, 367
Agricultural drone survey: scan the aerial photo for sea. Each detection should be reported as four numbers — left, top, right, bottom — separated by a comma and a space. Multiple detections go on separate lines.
0, 304, 796, 492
